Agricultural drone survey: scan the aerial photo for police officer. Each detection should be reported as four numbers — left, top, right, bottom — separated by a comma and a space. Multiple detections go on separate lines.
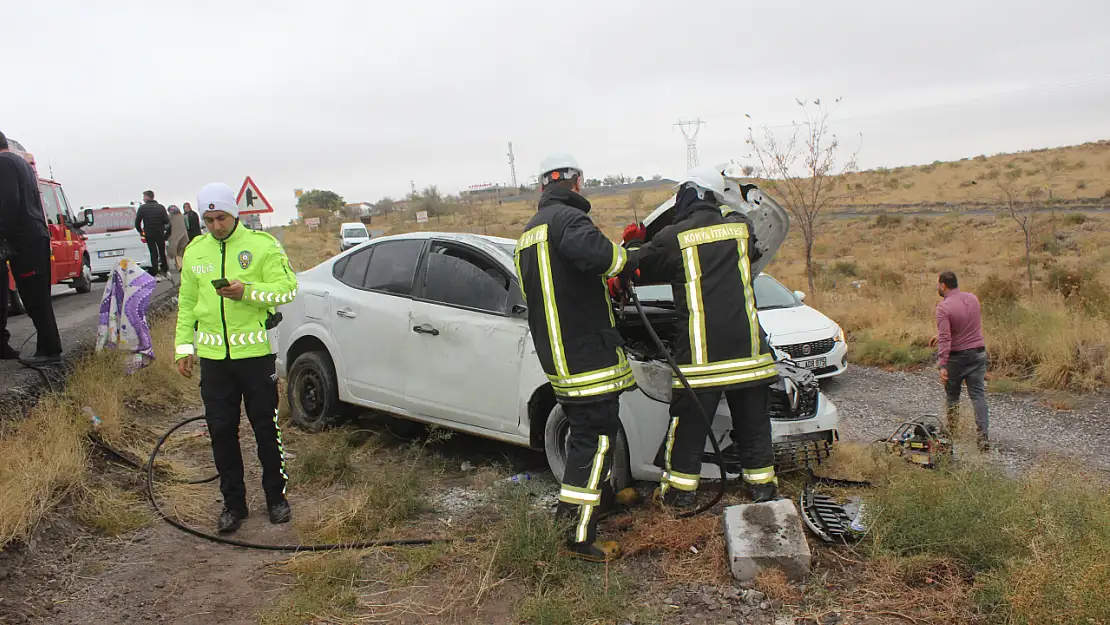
175, 182, 298, 533
514, 155, 635, 562
613, 166, 780, 507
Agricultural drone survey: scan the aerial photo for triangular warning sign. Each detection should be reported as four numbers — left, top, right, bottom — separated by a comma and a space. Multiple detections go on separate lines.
236, 176, 274, 215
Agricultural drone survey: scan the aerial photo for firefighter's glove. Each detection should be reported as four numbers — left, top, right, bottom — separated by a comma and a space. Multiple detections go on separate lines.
607, 269, 639, 299
621, 222, 646, 249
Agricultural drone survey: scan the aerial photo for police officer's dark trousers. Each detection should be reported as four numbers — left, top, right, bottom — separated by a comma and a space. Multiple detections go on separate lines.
556, 396, 620, 545
200, 354, 288, 513
658, 384, 774, 494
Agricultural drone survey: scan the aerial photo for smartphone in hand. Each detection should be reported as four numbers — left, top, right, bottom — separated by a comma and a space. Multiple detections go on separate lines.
211, 278, 231, 289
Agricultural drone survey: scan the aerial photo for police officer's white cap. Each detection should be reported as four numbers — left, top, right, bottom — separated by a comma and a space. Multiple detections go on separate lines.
197, 183, 240, 218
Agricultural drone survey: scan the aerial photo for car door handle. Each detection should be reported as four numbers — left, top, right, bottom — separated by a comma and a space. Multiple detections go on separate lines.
412, 324, 439, 336
336, 308, 357, 319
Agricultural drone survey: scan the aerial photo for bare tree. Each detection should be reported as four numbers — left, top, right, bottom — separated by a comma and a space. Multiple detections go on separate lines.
1037, 155, 1068, 236
996, 169, 1037, 295
746, 98, 861, 293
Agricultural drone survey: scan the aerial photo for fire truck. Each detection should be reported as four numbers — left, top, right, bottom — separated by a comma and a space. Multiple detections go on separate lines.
5, 139, 95, 316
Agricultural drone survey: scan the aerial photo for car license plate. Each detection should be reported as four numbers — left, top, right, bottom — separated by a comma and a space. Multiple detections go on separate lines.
99, 249, 124, 258
800, 357, 826, 370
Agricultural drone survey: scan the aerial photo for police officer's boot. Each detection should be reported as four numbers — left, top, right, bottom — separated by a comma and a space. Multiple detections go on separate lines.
748, 483, 778, 503
217, 506, 249, 534
268, 498, 292, 525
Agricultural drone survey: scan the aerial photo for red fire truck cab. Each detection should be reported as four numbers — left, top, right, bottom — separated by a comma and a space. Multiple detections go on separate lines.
6, 144, 95, 316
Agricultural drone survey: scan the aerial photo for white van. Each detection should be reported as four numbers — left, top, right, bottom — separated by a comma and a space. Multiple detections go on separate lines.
83, 204, 152, 279
339, 222, 370, 251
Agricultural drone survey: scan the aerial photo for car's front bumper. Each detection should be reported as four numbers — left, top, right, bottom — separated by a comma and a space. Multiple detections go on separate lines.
780, 339, 848, 379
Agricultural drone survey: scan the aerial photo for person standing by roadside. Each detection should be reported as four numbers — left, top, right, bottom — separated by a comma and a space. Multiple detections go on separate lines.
135, 190, 170, 278
183, 202, 202, 241
175, 182, 298, 533
166, 205, 188, 272
931, 271, 990, 450
0, 129, 63, 365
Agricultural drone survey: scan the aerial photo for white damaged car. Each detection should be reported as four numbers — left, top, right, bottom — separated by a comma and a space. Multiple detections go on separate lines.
275, 185, 839, 490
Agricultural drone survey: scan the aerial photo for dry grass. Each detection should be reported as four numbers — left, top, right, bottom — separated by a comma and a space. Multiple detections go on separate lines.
74, 481, 152, 536
0, 317, 201, 548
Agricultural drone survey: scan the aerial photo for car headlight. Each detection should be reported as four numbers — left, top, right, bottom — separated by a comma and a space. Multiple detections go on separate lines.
834, 327, 845, 343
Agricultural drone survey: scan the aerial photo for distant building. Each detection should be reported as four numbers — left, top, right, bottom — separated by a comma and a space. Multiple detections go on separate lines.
343, 202, 380, 217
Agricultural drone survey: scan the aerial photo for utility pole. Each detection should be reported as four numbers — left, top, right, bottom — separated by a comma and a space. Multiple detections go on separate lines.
507, 142, 518, 188
674, 118, 706, 169
410, 180, 416, 197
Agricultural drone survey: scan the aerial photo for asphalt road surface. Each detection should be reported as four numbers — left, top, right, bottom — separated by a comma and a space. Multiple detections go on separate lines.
1, 276, 176, 396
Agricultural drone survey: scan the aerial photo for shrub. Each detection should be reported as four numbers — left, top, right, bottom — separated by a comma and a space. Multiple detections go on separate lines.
1075, 180, 1088, 190
1104, 188, 1110, 199
852, 336, 932, 367
1063, 213, 1087, 226
831, 260, 860, 278
863, 266, 906, 287
872, 214, 904, 229
977, 274, 1021, 312
885, 177, 901, 190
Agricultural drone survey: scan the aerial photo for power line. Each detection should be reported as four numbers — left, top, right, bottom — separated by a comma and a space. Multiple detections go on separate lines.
674, 118, 705, 169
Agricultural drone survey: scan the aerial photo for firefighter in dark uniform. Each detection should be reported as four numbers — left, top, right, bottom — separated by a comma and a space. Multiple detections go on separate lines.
514, 154, 635, 562
613, 166, 780, 507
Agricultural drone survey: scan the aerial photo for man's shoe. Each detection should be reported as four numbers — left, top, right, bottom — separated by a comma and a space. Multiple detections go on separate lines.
268, 500, 292, 525
19, 353, 62, 367
1, 345, 19, 360
748, 483, 778, 503
563, 540, 621, 563
217, 507, 249, 534
977, 437, 991, 453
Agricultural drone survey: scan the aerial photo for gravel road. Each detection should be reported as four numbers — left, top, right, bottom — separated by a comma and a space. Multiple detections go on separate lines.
821, 365, 1110, 478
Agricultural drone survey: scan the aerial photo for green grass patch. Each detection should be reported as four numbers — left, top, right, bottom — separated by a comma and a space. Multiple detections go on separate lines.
261, 553, 363, 625
851, 336, 933, 367
865, 464, 1110, 623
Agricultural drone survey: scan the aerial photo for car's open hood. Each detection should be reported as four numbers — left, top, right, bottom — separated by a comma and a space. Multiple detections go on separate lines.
641, 162, 788, 276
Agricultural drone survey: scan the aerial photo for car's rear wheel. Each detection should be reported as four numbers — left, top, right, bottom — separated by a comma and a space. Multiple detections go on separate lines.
544, 404, 633, 493
288, 350, 348, 432
73, 256, 92, 294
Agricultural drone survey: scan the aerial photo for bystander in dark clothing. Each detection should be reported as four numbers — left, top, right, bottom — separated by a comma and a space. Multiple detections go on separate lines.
135, 192, 170, 276
935, 271, 989, 447
183, 202, 202, 241
0, 130, 63, 365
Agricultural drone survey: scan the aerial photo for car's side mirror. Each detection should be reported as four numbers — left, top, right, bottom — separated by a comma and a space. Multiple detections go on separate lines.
794, 290, 806, 302
511, 303, 528, 317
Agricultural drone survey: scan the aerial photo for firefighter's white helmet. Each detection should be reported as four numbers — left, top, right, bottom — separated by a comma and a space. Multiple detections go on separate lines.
539, 154, 582, 186
674, 165, 727, 201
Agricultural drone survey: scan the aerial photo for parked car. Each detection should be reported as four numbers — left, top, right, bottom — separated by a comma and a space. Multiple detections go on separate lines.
81, 203, 153, 280
634, 274, 847, 379
338, 222, 370, 251
275, 230, 839, 490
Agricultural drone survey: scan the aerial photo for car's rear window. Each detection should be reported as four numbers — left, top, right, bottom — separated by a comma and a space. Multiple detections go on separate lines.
86, 207, 136, 234
343, 228, 367, 238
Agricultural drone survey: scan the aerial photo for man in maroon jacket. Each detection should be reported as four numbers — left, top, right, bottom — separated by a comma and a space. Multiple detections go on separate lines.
931, 271, 989, 450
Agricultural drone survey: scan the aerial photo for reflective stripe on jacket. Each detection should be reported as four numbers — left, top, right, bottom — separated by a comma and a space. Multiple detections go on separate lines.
174, 223, 297, 361
630, 200, 778, 390
514, 186, 636, 401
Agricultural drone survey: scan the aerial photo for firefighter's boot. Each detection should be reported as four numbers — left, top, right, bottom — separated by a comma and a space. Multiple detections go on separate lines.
217, 506, 249, 534
564, 540, 622, 563
748, 482, 778, 503
652, 486, 698, 511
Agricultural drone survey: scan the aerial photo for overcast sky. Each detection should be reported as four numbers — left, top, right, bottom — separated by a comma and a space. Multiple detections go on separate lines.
3, 0, 1109, 224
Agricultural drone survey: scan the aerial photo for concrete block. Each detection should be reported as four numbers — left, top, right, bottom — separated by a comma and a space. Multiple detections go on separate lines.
722, 499, 812, 582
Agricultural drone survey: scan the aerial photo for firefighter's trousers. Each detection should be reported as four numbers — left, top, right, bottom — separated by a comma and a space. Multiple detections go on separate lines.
657, 384, 775, 495
556, 397, 619, 545
200, 354, 288, 513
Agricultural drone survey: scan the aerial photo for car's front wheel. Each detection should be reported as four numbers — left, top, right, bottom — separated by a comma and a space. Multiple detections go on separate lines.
73, 256, 92, 294
288, 350, 349, 432
544, 404, 633, 494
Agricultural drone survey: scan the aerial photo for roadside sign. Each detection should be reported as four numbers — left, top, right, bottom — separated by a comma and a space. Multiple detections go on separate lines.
304, 217, 321, 231
416, 211, 429, 224
237, 176, 274, 215
294, 188, 304, 199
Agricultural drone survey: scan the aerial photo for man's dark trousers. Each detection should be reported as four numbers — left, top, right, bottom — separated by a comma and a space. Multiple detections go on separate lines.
146, 236, 169, 275
2, 239, 63, 357
945, 348, 989, 439
200, 354, 288, 513
558, 397, 620, 544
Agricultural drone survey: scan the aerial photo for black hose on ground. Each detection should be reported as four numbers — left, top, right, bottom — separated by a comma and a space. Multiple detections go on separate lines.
146, 415, 459, 550
627, 287, 728, 519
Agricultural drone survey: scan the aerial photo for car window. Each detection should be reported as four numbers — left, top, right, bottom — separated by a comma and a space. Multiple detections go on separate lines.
335, 247, 372, 288
420, 243, 510, 314
343, 228, 367, 238
55, 187, 75, 222
753, 275, 800, 310
86, 207, 136, 234
363, 239, 423, 295
39, 183, 60, 225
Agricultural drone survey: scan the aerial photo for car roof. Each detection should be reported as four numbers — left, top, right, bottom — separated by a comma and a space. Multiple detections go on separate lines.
369, 231, 515, 249
340, 222, 367, 228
